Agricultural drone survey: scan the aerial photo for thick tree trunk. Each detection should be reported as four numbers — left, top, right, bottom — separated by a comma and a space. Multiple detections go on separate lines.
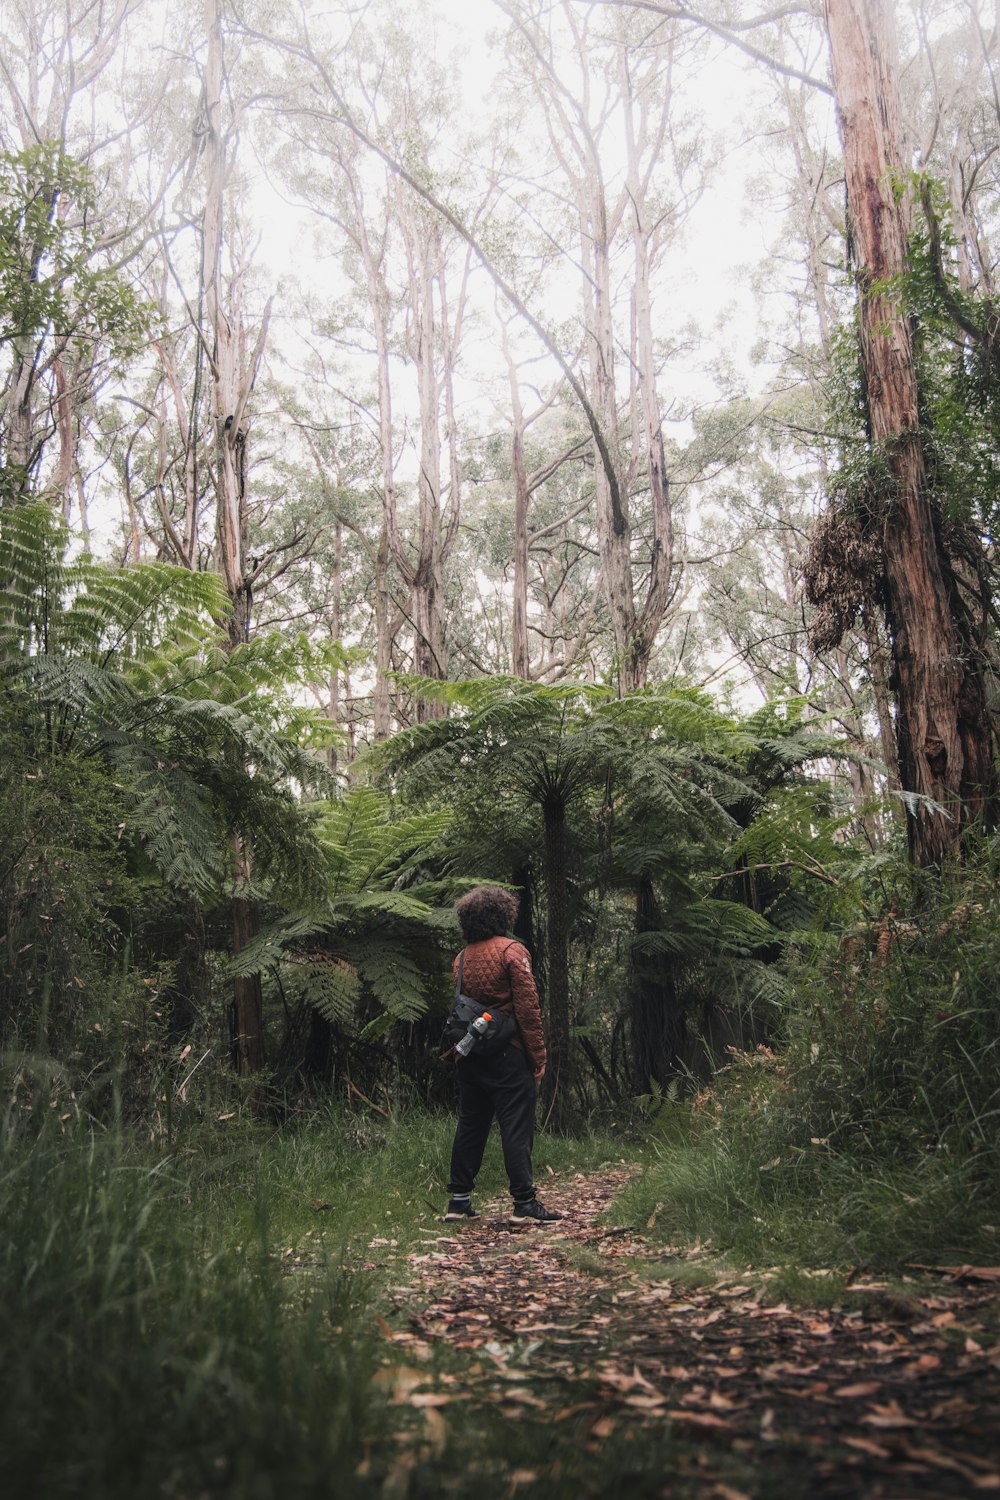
541, 793, 573, 1127
826, 0, 991, 862
628, 876, 683, 1091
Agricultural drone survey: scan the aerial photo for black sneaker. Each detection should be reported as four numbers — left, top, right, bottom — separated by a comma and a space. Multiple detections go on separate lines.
510, 1198, 562, 1224
444, 1197, 481, 1221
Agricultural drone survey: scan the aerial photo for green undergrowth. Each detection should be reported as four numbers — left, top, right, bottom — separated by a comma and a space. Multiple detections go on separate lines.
614, 1126, 1000, 1271
614, 862, 1000, 1274
0, 1094, 630, 1499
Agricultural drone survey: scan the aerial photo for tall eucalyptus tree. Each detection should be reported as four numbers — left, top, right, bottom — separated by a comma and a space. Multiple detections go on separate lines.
817, 0, 996, 863
498, 0, 698, 692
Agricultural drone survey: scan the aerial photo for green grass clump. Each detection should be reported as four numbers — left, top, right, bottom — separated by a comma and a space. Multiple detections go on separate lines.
615, 861, 1000, 1272
0, 1115, 377, 1500
0, 1090, 633, 1499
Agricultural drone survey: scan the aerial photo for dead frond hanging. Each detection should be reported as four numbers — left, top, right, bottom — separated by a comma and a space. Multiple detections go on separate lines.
804, 506, 884, 652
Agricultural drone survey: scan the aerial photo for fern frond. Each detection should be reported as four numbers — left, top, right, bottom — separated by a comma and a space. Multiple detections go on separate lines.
286, 957, 362, 1025
223, 916, 332, 978
315, 787, 450, 899
347, 939, 429, 1022
110, 751, 221, 896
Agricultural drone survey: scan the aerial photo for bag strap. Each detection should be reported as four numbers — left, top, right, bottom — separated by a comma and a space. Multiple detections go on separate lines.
454, 943, 520, 1021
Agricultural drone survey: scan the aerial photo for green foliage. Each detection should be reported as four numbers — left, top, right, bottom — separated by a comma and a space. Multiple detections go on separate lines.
0, 143, 153, 359
904, 176, 1000, 539
228, 785, 455, 1033
618, 853, 1000, 1269
0, 726, 137, 1058
0, 1113, 378, 1500
0, 504, 332, 901
0, 1094, 633, 1498
0, 504, 341, 1087
318, 784, 452, 901
375, 675, 849, 1100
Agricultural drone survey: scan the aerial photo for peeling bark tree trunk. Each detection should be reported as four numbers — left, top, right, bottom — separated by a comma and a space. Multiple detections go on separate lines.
373, 519, 394, 741
825, 0, 993, 863
502, 327, 532, 680
345, 162, 399, 740
400, 204, 447, 713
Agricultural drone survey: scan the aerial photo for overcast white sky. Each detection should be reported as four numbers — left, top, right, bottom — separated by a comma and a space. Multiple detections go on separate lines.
246, 0, 834, 457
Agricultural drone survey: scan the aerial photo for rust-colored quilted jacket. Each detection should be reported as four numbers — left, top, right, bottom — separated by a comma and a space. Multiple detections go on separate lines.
452, 936, 547, 1072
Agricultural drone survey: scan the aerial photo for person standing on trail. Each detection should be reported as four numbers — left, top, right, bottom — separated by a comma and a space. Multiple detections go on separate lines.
444, 886, 562, 1225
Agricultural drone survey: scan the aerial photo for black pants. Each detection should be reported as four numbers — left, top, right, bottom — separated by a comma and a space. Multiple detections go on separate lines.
447, 1045, 538, 1203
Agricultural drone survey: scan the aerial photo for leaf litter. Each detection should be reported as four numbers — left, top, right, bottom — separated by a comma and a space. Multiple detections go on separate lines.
359, 1169, 1000, 1497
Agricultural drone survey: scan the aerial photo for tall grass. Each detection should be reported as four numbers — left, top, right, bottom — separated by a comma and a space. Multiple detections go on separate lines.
0, 1110, 378, 1500
0, 1083, 632, 1499
615, 861, 1000, 1270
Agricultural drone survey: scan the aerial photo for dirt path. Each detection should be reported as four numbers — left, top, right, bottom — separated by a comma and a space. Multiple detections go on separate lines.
365, 1169, 1000, 1499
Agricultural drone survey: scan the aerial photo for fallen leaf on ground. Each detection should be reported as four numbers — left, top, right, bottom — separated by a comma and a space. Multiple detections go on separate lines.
624, 1393, 669, 1410
667, 1409, 732, 1431
862, 1400, 919, 1429
709, 1391, 738, 1411
844, 1436, 892, 1459
833, 1381, 882, 1398
900, 1444, 992, 1482
600, 1366, 661, 1396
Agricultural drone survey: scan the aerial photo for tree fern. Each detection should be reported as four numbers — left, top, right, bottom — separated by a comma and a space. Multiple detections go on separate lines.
222, 785, 456, 1037
0, 504, 332, 902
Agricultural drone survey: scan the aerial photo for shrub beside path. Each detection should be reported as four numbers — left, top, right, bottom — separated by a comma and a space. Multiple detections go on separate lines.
362, 1167, 1000, 1498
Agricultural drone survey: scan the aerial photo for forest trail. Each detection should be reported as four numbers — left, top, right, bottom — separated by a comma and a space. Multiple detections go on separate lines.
364, 1168, 1000, 1499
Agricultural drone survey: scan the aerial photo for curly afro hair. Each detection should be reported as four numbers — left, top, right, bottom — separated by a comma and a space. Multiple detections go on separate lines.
455, 885, 519, 943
